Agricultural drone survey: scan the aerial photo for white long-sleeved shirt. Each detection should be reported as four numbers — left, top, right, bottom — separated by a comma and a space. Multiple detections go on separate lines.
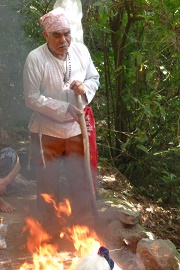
23, 42, 99, 139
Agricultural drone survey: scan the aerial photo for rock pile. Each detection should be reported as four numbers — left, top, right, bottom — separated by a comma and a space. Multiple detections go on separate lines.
97, 201, 180, 270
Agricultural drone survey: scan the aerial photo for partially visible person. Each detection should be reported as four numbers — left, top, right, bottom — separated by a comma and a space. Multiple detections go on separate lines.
0, 147, 21, 212
75, 246, 117, 270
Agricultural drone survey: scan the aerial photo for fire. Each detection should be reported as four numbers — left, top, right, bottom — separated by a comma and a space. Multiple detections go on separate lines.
71, 225, 101, 257
41, 195, 72, 219
20, 195, 103, 270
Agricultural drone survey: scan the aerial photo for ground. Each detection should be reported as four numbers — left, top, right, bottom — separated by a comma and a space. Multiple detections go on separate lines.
0, 181, 38, 269
98, 161, 180, 251
0, 126, 179, 269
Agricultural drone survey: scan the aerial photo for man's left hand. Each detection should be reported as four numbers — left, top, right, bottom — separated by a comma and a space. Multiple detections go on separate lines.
67, 103, 83, 123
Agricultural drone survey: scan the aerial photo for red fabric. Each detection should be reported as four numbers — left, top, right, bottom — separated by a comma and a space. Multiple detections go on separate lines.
84, 106, 98, 192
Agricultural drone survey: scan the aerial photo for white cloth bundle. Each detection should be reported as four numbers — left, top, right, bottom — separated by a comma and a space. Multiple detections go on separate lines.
53, 0, 84, 43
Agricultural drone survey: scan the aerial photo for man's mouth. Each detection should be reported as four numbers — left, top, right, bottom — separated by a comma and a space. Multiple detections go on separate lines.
59, 44, 68, 48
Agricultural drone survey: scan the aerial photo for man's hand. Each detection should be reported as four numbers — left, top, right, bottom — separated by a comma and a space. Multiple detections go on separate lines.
67, 103, 83, 123
70, 80, 86, 95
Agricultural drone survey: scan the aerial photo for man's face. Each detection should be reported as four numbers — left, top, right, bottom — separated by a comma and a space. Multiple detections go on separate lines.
43, 29, 71, 58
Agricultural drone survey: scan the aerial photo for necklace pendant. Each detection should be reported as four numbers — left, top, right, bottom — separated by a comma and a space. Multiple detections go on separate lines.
62, 83, 67, 91
61, 52, 71, 90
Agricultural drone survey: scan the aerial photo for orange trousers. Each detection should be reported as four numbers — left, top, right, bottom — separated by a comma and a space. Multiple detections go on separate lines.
31, 133, 93, 235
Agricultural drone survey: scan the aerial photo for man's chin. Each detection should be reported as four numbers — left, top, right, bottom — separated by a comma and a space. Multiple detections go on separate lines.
58, 46, 69, 52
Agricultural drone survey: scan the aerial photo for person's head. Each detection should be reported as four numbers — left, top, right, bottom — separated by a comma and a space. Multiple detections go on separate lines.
39, 7, 71, 58
75, 254, 111, 270
75, 246, 114, 270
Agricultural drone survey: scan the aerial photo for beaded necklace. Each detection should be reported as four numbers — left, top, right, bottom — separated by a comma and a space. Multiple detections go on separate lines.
60, 52, 71, 89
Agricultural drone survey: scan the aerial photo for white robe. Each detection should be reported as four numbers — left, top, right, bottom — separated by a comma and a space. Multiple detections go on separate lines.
23, 42, 99, 139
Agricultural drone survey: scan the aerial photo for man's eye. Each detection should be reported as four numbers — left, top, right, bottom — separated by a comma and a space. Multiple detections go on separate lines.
65, 31, 71, 36
52, 33, 60, 37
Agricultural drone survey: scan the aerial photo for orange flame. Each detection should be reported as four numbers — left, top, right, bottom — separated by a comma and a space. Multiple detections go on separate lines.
70, 225, 101, 257
41, 194, 71, 219
20, 195, 103, 270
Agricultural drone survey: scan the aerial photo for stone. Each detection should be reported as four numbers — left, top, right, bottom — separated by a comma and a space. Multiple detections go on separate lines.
114, 223, 147, 248
100, 206, 140, 225
111, 248, 146, 270
136, 239, 180, 270
123, 231, 151, 253
107, 220, 123, 248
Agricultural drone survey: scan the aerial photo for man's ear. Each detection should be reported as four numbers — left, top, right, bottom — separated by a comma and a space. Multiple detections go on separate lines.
42, 31, 49, 41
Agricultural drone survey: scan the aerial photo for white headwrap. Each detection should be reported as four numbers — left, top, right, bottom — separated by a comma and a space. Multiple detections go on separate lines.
39, 7, 71, 32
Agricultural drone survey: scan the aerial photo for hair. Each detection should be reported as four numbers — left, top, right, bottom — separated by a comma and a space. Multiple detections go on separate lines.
75, 254, 111, 270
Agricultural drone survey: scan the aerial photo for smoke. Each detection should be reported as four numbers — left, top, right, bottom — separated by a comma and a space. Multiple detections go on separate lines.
0, 2, 33, 126
0, 1, 84, 127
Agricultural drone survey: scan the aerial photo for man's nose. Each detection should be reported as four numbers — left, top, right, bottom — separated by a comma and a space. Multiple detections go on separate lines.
59, 35, 66, 42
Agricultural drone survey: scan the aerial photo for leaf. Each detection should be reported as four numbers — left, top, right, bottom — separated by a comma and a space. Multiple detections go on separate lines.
136, 53, 143, 65
93, 1, 103, 7
121, 141, 128, 151
136, 144, 149, 154
160, 106, 166, 120
146, 70, 154, 81
171, 125, 175, 131
143, 104, 153, 116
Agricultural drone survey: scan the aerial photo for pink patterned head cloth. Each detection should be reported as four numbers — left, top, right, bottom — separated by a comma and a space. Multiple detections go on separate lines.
39, 7, 71, 32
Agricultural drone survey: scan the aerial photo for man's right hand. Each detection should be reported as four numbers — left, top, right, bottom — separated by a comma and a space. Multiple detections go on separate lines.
67, 104, 83, 123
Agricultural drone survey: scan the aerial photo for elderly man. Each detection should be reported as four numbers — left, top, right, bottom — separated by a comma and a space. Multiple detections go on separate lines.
23, 7, 99, 240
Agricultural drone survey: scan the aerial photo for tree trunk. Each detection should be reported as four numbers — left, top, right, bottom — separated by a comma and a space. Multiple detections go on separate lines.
110, 9, 132, 153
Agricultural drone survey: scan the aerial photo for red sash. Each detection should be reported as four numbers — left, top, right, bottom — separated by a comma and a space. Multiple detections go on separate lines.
84, 106, 98, 192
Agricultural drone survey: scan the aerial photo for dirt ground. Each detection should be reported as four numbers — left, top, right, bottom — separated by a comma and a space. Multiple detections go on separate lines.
0, 172, 179, 270
0, 180, 39, 270
0, 173, 110, 270
0, 169, 179, 270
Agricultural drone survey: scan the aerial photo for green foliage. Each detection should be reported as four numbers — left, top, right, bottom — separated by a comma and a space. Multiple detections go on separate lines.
19, 0, 55, 49
0, 0, 179, 205
90, 0, 180, 206
124, 147, 180, 206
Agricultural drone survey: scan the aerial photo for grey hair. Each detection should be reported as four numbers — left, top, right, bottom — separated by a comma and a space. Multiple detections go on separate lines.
75, 254, 111, 270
